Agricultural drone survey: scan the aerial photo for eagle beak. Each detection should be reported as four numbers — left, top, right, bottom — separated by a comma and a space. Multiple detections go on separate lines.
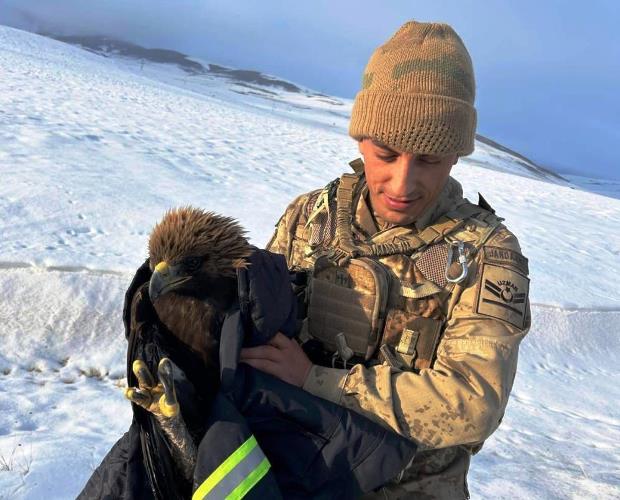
149, 261, 192, 302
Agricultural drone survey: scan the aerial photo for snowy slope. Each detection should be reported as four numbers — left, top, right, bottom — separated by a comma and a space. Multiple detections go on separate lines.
0, 26, 618, 499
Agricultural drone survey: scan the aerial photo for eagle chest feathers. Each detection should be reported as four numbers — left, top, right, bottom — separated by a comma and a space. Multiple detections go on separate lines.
153, 294, 219, 365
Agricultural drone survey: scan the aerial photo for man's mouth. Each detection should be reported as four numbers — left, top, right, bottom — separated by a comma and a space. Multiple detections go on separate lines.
382, 193, 422, 210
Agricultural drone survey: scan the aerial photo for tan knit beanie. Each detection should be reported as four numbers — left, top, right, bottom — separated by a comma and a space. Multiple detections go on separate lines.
349, 21, 477, 156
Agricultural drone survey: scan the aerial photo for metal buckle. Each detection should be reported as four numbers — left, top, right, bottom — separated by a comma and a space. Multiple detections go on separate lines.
397, 328, 419, 357
445, 239, 469, 284
331, 332, 354, 368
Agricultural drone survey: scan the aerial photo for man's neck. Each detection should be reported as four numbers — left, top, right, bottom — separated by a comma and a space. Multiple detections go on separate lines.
356, 177, 464, 236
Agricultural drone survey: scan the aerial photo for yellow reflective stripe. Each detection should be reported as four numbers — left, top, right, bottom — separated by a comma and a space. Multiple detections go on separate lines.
192, 436, 259, 500
225, 457, 271, 500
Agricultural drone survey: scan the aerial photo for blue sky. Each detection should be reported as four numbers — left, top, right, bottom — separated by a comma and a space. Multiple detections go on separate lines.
3, 0, 619, 180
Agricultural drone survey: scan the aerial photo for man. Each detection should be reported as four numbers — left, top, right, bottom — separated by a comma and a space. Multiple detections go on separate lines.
241, 20, 530, 499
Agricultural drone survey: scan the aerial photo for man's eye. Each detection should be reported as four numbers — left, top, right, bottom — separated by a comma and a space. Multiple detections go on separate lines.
377, 154, 397, 162
420, 157, 440, 164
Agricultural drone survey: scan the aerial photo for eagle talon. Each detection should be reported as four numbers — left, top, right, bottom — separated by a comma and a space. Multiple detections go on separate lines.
124, 356, 195, 482
133, 359, 155, 389
125, 387, 154, 408
125, 358, 178, 419
159, 394, 180, 418
158, 358, 180, 417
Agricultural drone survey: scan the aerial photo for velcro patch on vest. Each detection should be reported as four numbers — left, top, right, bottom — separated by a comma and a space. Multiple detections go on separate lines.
475, 263, 529, 329
483, 246, 529, 275
416, 242, 449, 288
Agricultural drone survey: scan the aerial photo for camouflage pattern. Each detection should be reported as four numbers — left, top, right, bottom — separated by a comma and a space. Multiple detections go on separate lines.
267, 169, 530, 499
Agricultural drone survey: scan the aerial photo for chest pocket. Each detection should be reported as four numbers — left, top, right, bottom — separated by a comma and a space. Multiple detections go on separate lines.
307, 254, 446, 372
378, 246, 449, 372
380, 311, 444, 371
307, 256, 390, 361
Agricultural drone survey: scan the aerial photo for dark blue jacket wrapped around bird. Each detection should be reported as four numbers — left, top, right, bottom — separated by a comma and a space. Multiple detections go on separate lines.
78, 249, 417, 499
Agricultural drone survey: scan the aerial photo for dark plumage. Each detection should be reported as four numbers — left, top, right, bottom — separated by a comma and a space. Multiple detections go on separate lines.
145, 206, 252, 365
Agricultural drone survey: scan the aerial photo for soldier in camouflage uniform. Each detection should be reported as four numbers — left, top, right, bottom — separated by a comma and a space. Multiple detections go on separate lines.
241, 21, 531, 499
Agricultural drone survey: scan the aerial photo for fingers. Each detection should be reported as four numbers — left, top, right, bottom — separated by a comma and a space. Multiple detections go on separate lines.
241, 333, 293, 360
240, 345, 282, 363
240, 338, 286, 380
157, 358, 180, 418
267, 332, 291, 349
240, 333, 313, 387
132, 359, 155, 389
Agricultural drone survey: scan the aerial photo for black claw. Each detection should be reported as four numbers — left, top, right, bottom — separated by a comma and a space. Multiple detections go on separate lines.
158, 358, 177, 407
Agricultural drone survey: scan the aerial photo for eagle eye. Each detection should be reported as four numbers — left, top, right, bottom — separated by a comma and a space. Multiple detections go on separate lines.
184, 256, 202, 271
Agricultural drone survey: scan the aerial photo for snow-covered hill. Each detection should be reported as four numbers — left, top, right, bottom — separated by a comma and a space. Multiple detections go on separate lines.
0, 26, 618, 499
43, 33, 571, 186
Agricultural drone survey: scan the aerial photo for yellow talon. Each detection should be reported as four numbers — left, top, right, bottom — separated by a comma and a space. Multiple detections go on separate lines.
159, 394, 180, 418
124, 387, 135, 400
132, 359, 156, 389
132, 359, 146, 375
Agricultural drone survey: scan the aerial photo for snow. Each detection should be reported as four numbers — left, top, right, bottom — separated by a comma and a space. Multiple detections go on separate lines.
0, 26, 618, 499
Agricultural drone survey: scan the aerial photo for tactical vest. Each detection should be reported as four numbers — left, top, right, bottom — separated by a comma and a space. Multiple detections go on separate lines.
292, 164, 504, 372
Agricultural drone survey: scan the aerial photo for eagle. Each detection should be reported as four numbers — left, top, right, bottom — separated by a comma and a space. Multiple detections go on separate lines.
147, 206, 252, 364
124, 206, 253, 485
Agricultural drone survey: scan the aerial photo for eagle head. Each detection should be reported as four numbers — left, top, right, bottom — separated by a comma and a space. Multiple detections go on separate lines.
147, 206, 252, 311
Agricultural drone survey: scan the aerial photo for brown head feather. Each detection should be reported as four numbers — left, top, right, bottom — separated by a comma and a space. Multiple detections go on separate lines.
148, 206, 252, 277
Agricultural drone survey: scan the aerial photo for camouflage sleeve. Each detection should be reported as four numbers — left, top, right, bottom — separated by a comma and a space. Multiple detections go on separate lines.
265, 190, 319, 267
265, 194, 306, 263
302, 228, 531, 450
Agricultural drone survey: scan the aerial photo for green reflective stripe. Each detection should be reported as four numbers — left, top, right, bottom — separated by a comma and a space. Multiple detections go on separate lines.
225, 457, 271, 500
193, 435, 271, 500
193, 436, 259, 500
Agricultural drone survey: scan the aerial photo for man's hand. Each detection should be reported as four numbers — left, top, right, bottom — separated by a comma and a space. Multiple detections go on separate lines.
240, 332, 313, 387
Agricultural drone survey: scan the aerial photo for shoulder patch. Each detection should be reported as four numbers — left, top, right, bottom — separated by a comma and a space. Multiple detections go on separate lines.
475, 263, 530, 329
483, 246, 529, 275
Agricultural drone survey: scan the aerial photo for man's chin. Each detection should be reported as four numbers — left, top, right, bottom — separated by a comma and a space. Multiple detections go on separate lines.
376, 208, 420, 226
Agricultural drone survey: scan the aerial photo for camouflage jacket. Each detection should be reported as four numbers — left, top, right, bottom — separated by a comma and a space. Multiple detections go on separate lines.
266, 165, 531, 499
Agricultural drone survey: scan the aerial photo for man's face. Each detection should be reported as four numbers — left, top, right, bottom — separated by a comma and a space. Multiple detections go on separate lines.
359, 139, 458, 226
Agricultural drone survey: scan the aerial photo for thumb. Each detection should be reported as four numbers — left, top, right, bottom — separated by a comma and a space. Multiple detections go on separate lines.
268, 332, 290, 349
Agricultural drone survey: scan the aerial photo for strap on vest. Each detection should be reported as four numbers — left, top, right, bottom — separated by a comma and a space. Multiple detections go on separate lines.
349, 157, 365, 174
330, 173, 467, 265
307, 171, 505, 280
400, 280, 443, 299
473, 218, 504, 251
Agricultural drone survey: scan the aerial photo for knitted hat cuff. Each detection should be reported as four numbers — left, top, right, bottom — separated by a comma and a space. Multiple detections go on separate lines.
349, 90, 477, 156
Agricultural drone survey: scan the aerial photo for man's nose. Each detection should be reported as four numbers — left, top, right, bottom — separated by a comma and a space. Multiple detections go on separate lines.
389, 156, 417, 196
